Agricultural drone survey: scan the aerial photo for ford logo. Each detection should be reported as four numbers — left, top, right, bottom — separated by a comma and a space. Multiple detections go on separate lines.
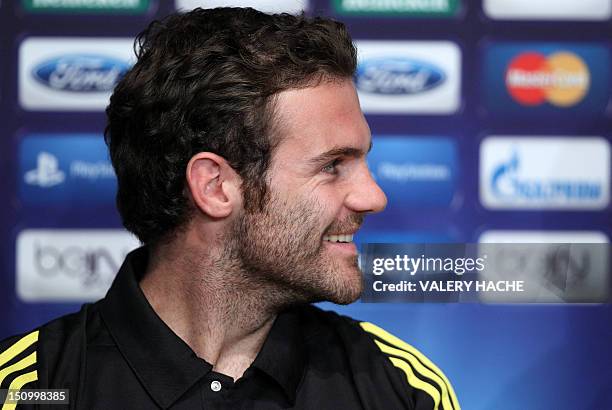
33, 54, 130, 92
355, 58, 445, 95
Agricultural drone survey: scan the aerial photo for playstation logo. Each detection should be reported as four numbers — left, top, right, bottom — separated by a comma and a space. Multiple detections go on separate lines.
24, 152, 66, 188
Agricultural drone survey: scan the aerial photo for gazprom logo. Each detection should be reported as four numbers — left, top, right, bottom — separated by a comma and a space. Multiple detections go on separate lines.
32, 54, 129, 92
490, 150, 602, 201
355, 58, 446, 95
480, 137, 610, 210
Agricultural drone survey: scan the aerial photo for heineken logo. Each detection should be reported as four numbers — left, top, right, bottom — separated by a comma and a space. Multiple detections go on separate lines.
22, 0, 150, 13
333, 0, 459, 16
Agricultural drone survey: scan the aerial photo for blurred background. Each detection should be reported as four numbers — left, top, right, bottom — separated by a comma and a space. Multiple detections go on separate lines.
1, 0, 611, 408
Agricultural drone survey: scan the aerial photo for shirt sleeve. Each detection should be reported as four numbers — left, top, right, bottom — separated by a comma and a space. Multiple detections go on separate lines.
0, 330, 40, 410
359, 321, 461, 410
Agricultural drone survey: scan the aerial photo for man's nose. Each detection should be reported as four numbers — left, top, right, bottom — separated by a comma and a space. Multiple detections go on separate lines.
345, 166, 387, 214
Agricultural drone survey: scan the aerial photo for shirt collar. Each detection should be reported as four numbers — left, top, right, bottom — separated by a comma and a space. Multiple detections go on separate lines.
99, 247, 211, 409
99, 246, 307, 408
252, 306, 307, 404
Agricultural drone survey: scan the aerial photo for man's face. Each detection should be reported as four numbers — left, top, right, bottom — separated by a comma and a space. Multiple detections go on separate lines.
231, 79, 387, 305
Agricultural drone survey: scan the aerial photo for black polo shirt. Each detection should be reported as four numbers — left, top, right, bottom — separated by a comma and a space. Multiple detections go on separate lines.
0, 248, 459, 409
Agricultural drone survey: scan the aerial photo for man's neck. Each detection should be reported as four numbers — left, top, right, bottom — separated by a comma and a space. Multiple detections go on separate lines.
139, 242, 279, 381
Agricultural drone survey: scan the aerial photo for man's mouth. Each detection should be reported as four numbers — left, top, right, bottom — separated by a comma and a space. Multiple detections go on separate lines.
323, 234, 354, 243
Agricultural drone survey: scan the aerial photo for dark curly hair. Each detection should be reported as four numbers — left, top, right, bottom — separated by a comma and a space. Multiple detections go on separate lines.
105, 7, 357, 245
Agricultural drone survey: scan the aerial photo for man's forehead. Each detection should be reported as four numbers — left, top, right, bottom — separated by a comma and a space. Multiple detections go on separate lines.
271, 80, 371, 159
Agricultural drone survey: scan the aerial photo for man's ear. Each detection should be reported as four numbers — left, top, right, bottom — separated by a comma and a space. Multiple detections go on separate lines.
186, 152, 241, 218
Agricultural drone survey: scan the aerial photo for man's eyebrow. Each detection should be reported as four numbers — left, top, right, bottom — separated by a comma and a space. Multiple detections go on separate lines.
307, 141, 373, 166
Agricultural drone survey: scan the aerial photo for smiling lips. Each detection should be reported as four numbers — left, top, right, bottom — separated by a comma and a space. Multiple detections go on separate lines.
323, 234, 354, 243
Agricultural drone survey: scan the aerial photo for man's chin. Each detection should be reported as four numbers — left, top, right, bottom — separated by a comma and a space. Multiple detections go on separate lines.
327, 291, 361, 305
319, 266, 364, 305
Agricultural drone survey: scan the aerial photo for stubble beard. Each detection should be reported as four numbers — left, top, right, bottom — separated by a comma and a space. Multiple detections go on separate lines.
221, 192, 364, 310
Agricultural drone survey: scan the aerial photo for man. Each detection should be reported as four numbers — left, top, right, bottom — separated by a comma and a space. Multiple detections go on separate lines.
1, 8, 459, 410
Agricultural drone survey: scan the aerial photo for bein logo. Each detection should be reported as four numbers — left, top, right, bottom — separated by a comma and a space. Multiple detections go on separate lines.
32, 54, 129, 92
34, 242, 124, 287
17, 229, 140, 301
355, 58, 445, 95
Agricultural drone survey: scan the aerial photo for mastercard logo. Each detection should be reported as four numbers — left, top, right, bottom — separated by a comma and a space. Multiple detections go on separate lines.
505, 52, 590, 107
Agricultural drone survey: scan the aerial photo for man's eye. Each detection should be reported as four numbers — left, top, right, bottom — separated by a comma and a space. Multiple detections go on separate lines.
322, 159, 341, 174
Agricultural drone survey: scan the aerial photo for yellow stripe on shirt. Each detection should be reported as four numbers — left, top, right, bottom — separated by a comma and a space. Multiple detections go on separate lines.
389, 357, 441, 410
0, 352, 37, 387
360, 322, 460, 410
0, 331, 39, 369
1, 370, 38, 410
375, 340, 453, 410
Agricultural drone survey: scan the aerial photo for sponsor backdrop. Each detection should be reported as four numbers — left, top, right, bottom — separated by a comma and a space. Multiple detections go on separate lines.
1, 1, 611, 408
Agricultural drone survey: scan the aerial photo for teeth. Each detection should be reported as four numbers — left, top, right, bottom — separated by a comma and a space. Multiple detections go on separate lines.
323, 234, 354, 243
